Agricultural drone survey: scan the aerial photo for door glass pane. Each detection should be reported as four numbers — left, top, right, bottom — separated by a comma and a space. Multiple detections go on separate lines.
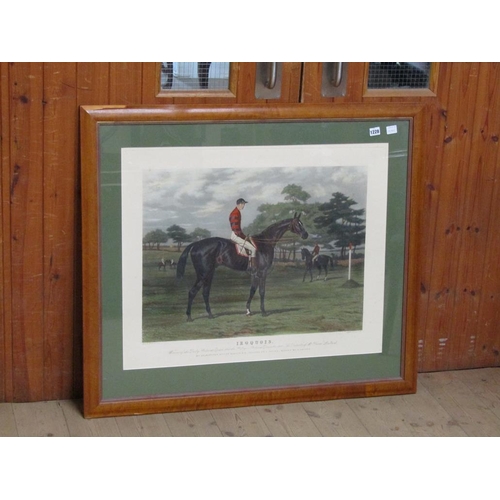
160, 62, 230, 91
367, 62, 431, 89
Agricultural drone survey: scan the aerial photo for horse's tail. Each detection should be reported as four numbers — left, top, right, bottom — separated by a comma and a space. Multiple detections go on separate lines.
176, 242, 195, 280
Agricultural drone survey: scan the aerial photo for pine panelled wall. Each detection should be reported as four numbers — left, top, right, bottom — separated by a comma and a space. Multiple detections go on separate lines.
0, 62, 499, 403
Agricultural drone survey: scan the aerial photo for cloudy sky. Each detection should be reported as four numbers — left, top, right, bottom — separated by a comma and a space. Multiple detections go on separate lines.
142, 165, 367, 237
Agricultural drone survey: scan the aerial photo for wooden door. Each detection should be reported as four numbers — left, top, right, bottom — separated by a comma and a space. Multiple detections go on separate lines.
1, 62, 499, 404
299, 62, 500, 372
141, 62, 303, 104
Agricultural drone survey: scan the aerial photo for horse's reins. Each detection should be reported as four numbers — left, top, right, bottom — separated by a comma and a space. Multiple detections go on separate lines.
247, 220, 305, 245
243, 235, 302, 244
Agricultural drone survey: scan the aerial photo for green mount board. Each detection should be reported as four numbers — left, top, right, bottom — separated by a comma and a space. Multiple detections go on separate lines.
98, 119, 409, 400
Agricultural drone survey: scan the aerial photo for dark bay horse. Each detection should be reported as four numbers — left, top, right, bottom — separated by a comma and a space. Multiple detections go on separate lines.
301, 247, 335, 282
176, 213, 308, 321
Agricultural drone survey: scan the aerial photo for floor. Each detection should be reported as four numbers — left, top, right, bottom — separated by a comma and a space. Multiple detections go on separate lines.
1, 367, 499, 437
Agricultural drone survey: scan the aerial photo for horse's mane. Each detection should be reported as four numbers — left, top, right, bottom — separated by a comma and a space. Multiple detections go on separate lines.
252, 218, 293, 242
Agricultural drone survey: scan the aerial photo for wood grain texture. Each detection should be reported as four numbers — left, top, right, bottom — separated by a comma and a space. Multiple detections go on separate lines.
76, 62, 109, 105
301, 399, 371, 436
163, 410, 222, 437
300, 62, 323, 103
439, 63, 481, 370
12, 401, 70, 437
2, 369, 499, 436
110, 62, 143, 105
0, 403, 18, 436
79, 105, 102, 413
80, 103, 420, 418
43, 63, 79, 400
256, 403, 323, 437
418, 370, 500, 436
0, 62, 11, 402
9, 62, 45, 402
0, 62, 499, 404
471, 63, 500, 366
417, 63, 500, 371
416, 62, 454, 369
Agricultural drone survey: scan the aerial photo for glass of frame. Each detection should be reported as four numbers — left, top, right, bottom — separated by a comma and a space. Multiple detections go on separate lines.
160, 62, 230, 91
364, 62, 439, 98
80, 104, 423, 418
156, 62, 237, 99
367, 62, 432, 89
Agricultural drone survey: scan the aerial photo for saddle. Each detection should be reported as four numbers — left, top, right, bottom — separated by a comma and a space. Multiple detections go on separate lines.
234, 237, 257, 258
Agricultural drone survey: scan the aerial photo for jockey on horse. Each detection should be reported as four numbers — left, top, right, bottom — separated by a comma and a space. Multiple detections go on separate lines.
229, 198, 257, 274
312, 242, 320, 262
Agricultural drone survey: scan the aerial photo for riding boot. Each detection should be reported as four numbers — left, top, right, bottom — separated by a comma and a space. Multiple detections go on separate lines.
247, 257, 257, 275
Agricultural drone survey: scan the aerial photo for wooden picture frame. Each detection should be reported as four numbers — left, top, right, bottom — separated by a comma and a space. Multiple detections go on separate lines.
80, 104, 423, 418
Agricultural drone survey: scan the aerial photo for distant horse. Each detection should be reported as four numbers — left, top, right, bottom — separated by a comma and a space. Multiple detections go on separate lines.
159, 258, 176, 270
177, 213, 308, 321
301, 247, 335, 282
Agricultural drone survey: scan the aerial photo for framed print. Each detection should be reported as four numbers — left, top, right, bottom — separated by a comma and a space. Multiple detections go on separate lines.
80, 104, 423, 418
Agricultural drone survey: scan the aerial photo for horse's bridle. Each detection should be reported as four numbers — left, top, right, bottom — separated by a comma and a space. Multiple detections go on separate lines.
290, 217, 308, 238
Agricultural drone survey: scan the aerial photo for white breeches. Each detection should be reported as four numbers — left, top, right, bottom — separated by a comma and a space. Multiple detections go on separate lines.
230, 232, 257, 257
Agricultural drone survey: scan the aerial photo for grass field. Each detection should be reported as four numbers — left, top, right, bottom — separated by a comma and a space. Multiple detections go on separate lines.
142, 248, 365, 342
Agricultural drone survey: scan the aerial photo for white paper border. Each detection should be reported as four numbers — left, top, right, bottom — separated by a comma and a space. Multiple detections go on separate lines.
121, 143, 389, 369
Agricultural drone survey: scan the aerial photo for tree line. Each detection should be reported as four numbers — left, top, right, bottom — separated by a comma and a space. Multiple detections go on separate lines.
143, 184, 366, 258
143, 226, 211, 251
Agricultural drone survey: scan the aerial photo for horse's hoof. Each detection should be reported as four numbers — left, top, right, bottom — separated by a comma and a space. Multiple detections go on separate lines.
246, 310, 252, 316
208, 313, 214, 319
186, 316, 193, 322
